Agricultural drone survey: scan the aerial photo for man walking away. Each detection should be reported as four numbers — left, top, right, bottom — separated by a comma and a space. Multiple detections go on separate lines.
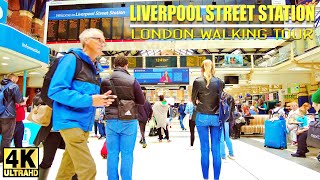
138, 92, 153, 148
101, 56, 145, 180
0, 73, 23, 163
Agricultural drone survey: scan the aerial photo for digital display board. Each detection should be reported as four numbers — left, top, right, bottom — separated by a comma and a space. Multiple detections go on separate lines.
145, 56, 177, 67
134, 68, 189, 85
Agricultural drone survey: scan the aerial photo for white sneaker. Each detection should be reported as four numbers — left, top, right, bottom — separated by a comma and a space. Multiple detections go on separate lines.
227, 155, 235, 160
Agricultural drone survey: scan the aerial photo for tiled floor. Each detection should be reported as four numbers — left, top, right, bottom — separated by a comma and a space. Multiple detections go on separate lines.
1, 119, 320, 180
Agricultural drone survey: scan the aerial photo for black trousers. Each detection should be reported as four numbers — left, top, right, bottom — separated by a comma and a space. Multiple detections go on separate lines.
158, 125, 169, 140
138, 121, 147, 141
297, 130, 309, 155
40, 132, 64, 169
232, 123, 241, 139
189, 120, 196, 146
13, 121, 24, 148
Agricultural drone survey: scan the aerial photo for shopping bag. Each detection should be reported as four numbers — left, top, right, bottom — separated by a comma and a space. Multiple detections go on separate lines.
27, 105, 52, 126
183, 114, 190, 128
101, 141, 108, 159
306, 121, 320, 148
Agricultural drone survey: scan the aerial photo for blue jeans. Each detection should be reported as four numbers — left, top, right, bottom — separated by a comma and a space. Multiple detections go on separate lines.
196, 113, 222, 180
106, 119, 138, 180
220, 122, 234, 158
179, 115, 185, 129
97, 122, 105, 136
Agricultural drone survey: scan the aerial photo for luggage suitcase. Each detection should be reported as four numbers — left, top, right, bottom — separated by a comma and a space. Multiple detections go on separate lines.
264, 119, 287, 149
101, 141, 108, 159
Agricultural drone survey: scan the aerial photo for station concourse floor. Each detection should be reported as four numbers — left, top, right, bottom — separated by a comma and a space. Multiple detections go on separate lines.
1, 119, 320, 180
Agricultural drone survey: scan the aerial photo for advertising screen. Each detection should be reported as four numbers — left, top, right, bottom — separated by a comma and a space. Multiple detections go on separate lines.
224, 55, 244, 66
134, 68, 189, 85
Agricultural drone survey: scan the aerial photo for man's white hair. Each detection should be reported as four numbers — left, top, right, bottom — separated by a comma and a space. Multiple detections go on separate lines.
79, 28, 104, 47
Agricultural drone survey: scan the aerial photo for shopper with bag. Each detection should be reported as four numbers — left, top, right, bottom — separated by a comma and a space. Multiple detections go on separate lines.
100, 56, 145, 180
152, 95, 170, 142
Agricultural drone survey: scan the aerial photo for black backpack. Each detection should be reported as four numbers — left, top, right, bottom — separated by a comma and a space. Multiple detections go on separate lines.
41, 52, 82, 108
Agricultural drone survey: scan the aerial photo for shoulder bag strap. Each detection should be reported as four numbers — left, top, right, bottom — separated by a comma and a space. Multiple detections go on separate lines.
109, 79, 119, 105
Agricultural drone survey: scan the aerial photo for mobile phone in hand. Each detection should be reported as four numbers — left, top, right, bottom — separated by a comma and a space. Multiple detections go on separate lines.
104, 95, 117, 99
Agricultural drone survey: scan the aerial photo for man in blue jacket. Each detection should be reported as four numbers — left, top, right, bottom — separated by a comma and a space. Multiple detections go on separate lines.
178, 100, 187, 130
0, 73, 23, 163
48, 28, 115, 180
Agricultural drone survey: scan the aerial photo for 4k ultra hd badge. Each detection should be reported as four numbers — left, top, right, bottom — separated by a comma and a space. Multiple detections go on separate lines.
3, 147, 39, 177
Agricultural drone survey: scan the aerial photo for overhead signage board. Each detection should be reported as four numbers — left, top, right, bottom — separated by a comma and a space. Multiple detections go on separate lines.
0, 24, 49, 64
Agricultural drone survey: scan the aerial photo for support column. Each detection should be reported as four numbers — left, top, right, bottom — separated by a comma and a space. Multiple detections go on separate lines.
23, 70, 27, 97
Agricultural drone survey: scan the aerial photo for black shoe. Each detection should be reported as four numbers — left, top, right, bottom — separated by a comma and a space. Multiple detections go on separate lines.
291, 153, 306, 158
139, 139, 143, 144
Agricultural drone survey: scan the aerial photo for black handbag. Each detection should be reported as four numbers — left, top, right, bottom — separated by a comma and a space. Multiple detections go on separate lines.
307, 121, 320, 148
148, 127, 158, 137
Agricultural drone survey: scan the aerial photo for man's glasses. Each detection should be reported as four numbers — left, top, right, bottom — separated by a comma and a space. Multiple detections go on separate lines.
89, 37, 105, 45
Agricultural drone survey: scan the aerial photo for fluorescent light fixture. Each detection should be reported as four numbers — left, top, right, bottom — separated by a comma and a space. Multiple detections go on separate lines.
1, 63, 8, 65
29, 72, 40, 75
288, 67, 310, 71
3, 56, 10, 60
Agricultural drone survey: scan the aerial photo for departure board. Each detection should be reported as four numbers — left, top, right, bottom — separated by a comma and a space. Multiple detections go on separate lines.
58, 20, 68, 41
111, 57, 143, 69
112, 18, 123, 39
79, 19, 90, 35
180, 55, 212, 67
102, 18, 111, 39
123, 17, 131, 39
146, 56, 177, 67
90, 18, 101, 29
68, 19, 79, 40
47, 20, 58, 42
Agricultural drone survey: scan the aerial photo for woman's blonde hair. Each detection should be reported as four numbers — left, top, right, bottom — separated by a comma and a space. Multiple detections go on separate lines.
201, 59, 215, 89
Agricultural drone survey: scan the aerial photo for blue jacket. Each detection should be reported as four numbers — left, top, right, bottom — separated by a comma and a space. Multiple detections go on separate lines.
0, 79, 23, 118
48, 48, 100, 132
178, 103, 186, 116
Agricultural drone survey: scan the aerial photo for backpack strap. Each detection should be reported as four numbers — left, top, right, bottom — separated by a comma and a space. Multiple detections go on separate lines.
68, 52, 82, 79
0, 83, 12, 92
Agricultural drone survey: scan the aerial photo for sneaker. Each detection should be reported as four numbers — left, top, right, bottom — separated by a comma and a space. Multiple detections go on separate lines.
167, 139, 172, 143
227, 155, 235, 160
142, 143, 147, 148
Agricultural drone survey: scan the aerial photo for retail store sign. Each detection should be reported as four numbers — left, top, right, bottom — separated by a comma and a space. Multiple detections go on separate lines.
0, 0, 8, 23
0, 23, 49, 64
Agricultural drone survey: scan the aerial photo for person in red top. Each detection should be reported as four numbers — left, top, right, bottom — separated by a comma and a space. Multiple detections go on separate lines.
13, 97, 28, 147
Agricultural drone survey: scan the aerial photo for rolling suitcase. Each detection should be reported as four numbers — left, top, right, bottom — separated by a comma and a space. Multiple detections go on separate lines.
264, 119, 287, 149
